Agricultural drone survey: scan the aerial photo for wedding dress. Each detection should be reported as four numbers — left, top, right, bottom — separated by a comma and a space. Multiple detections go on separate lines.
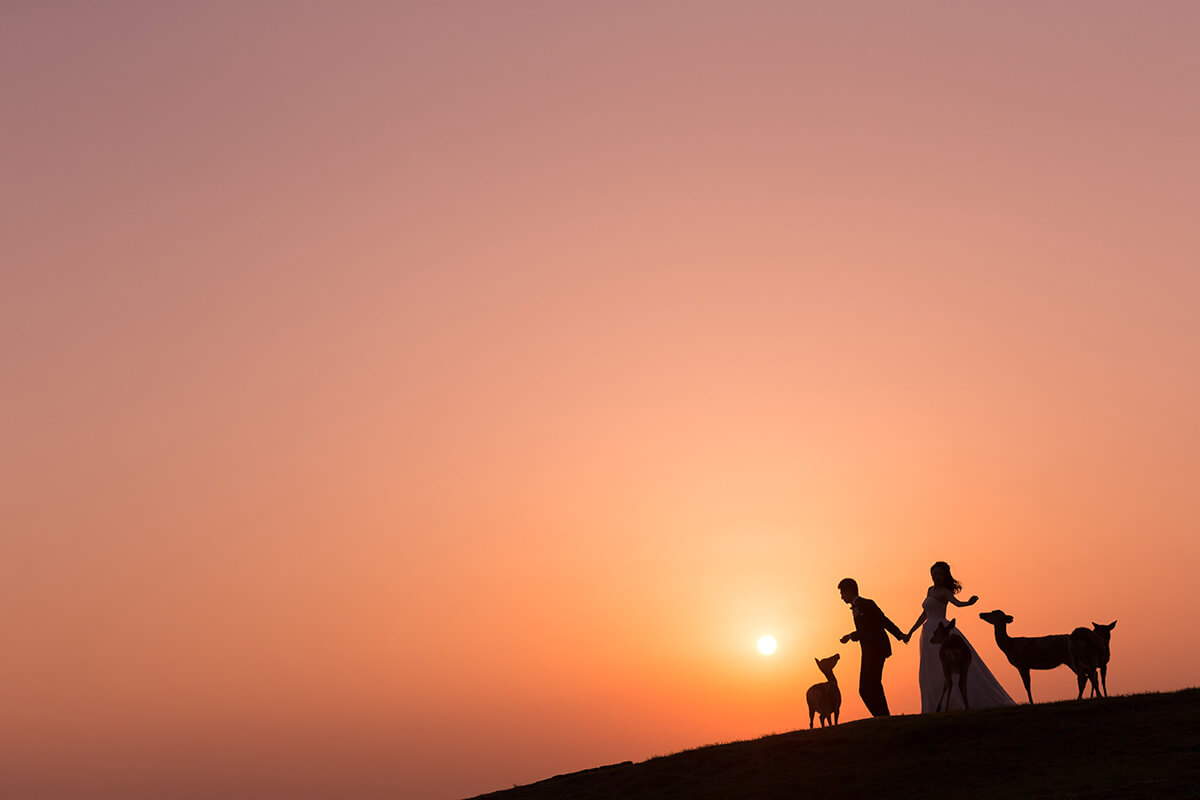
919, 594, 1016, 712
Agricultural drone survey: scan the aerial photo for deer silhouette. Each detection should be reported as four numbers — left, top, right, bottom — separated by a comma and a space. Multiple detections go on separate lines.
930, 619, 971, 711
978, 609, 1071, 704
806, 654, 841, 728
1068, 627, 1105, 699
1091, 621, 1117, 697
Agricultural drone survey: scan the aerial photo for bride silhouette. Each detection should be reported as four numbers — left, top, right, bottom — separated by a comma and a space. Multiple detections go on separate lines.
904, 561, 1015, 712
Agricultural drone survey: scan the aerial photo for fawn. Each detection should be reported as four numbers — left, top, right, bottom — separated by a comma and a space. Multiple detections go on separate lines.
806, 654, 841, 728
1068, 627, 1105, 699
1091, 621, 1117, 697
1069, 621, 1117, 699
930, 619, 972, 711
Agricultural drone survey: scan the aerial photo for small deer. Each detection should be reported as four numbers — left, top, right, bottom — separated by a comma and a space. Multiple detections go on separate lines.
978, 609, 1071, 704
1067, 627, 1105, 699
930, 619, 972, 711
806, 653, 841, 728
1091, 621, 1117, 697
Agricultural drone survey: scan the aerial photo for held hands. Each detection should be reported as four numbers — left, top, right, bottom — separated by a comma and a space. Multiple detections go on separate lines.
967, 595, 979, 606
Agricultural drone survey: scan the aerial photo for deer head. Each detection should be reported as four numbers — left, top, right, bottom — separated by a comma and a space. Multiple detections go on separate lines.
930, 618, 959, 644
814, 653, 840, 678
979, 610, 1014, 626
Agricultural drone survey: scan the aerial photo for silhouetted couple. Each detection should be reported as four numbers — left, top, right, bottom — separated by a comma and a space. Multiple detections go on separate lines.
839, 563, 1016, 716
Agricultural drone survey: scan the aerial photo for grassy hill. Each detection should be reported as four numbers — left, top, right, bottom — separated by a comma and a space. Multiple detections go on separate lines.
469, 689, 1200, 799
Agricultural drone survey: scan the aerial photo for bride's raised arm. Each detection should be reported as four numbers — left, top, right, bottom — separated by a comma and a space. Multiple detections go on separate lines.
949, 594, 979, 608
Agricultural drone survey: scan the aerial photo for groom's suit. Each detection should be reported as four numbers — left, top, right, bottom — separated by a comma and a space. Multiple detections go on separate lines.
847, 596, 905, 716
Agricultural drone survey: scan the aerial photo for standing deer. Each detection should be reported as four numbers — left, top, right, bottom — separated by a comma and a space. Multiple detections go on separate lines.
806, 654, 841, 728
1068, 627, 1104, 699
1091, 621, 1117, 697
930, 619, 972, 711
978, 610, 1071, 704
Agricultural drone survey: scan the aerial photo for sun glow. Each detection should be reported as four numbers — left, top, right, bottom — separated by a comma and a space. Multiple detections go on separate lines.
757, 635, 777, 655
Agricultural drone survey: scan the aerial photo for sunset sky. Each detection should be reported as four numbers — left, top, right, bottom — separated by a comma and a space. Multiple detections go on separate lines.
5, 3, 1200, 799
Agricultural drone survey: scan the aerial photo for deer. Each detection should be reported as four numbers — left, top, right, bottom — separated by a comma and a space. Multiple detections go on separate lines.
1091, 621, 1117, 697
978, 609, 1071, 704
1067, 620, 1118, 699
930, 619, 972, 711
1068, 627, 1105, 699
806, 653, 841, 728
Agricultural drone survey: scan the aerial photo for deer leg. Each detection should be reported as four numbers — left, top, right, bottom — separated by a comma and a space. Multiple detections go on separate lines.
1100, 664, 1108, 697
808, 709, 814, 729
1075, 669, 1087, 700
958, 669, 970, 710
1020, 668, 1033, 704
833, 708, 839, 725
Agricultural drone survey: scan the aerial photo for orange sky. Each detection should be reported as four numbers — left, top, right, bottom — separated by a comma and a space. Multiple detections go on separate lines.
5, 3, 1200, 798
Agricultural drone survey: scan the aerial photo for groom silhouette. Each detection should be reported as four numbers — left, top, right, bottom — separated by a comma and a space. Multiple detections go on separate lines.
838, 577, 906, 717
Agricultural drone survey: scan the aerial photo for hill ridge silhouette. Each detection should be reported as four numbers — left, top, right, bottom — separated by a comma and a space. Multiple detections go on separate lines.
469, 688, 1200, 799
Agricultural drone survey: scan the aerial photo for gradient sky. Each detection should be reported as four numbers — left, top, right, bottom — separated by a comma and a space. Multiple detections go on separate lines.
5, 3, 1200, 799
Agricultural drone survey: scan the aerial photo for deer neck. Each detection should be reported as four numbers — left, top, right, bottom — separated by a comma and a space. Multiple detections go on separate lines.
992, 622, 1012, 650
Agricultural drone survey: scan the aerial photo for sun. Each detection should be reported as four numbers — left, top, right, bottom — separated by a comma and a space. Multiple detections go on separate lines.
757, 635, 777, 655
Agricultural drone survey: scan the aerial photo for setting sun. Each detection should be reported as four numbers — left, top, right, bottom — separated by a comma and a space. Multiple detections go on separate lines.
757, 636, 778, 656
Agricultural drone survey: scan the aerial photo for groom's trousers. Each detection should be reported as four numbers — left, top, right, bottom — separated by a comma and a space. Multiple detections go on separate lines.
859, 652, 890, 716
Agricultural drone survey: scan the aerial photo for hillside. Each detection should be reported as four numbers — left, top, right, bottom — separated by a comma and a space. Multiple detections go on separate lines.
469, 689, 1200, 799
